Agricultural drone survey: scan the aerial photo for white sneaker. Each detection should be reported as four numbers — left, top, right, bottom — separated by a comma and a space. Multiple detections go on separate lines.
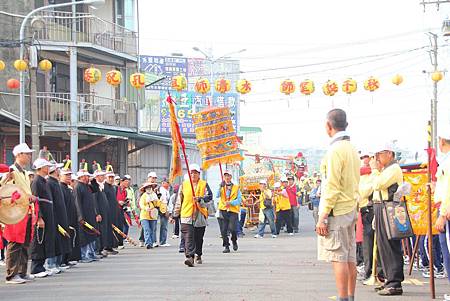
288, 233, 294, 236
0, 260, 5, 266
139, 241, 145, 247
271, 235, 277, 238
153, 243, 159, 248
443, 293, 450, 301
254, 234, 263, 238
46, 267, 61, 275
171, 234, 179, 239
59, 265, 70, 272
118, 245, 125, 249
160, 243, 171, 247
5, 275, 26, 284
32, 271, 48, 278
21, 274, 35, 282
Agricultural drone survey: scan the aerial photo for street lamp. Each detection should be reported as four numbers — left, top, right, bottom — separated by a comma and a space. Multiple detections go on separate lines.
192, 47, 246, 103
18, 0, 104, 144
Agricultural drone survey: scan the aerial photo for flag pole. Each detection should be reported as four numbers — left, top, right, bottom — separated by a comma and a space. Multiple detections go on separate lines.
167, 92, 196, 199
426, 120, 436, 299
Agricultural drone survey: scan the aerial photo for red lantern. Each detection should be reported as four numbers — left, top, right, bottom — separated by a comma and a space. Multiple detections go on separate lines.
236, 79, 251, 94
171, 74, 187, 92
215, 78, 231, 94
130, 73, 145, 89
6, 78, 20, 89
323, 80, 339, 96
84, 67, 101, 84
280, 79, 295, 95
195, 78, 211, 94
299, 80, 315, 95
106, 70, 122, 86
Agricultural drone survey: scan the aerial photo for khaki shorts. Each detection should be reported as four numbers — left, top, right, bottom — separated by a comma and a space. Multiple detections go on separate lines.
318, 209, 357, 263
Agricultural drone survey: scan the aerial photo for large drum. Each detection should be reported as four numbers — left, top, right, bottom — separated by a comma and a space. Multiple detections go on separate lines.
192, 107, 243, 170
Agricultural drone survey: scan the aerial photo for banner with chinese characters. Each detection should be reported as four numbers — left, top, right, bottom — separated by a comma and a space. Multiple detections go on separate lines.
404, 171, 439, 236
139, 56, 188, 90
159, 91, 239, 135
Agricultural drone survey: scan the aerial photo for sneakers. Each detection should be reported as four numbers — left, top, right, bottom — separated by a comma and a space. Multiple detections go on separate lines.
178, 248, 185, 253
377, 287, 403, 296
195, 256, 203, 264
21, 274, 35, 282
254, 234, 263, 238
58, 265, 70, 272
5, 275, 26, 284
184, 257, 194, 267
46, 267, 61, 275
444, 293, 450, 301
146, 245, 153, 249
223, 246, 231, 253
32, 271, 48, 278
171, 234, 179, 239
79, 259, 94, 264
271, 234, 277, 238
153, 243, 159, 248
139, 241, 145, 247
288, 233, 294, 236
422, 268, 447, 279
160, 243, 171, 247
232, 241, 238, 251
118, 245, 125, 250
106, 249, 119, 255
68, 261, 78, 266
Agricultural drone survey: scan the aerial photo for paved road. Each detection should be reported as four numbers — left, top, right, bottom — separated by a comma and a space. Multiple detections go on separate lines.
0, 207, 447, 300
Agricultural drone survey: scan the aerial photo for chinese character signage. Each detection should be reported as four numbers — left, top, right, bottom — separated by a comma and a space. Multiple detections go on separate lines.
140, 56, 188, 90
159, 91, 239, 135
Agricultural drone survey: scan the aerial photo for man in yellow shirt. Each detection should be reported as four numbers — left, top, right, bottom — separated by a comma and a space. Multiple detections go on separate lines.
255, 180, 277, 238
370, 143, 404, 296
316, 109, 360, 301
216, 170, 242, 253
274, 181, 293, 235
173, 164, 212, 267
434, 126, 450, 300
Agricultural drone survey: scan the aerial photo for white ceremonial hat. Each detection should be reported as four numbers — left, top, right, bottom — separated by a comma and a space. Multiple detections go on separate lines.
60, 168, 72, 175
147, 171, 157, 178
105, 172, 115, 177
189, 164, 201, 172
374, 141, 396, 153
273, 182, 281, 188
49, 162, 64, 173
223, 170, 232, 176
93, 170, 106, 177
77, 170, 92, 177
13, 143, 34, 157
33, 158, 53, 170
114, 175, 120, 180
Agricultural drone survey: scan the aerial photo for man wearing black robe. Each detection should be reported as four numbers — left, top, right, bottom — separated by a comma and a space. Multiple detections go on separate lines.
59, 168, 81, 263
104, 172, 120, 250
47, 163, 71, 270
30, 159, 56, 276
74, 170, 101, 263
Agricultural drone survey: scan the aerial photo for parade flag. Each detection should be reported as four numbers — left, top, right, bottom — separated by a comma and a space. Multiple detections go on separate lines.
426, 147, 438, 182
167, 95, 183, 183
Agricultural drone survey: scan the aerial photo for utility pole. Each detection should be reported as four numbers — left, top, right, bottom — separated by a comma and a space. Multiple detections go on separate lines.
428, 32, 438, 149
70, 0, 79, 173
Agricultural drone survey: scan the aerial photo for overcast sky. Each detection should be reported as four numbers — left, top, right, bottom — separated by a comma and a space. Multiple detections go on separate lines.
139, 0, 450, 154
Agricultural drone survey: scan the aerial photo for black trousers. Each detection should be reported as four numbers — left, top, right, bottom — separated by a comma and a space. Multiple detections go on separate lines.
276, 210, 293, 234
219, 210, 238, 247
174, 217, 180, 236
374, 203, 404, 288
361, 206, 375, 278
181, 224, 206, 258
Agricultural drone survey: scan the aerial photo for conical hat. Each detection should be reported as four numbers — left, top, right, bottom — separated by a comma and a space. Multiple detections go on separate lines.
0, 184, 30, 225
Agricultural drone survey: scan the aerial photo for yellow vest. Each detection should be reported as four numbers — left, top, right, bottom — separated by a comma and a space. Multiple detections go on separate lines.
139, 192, 160, 220
218, 184, 240, 214
275, 192, 291, 212
259, 189, 272, 210
63, 159, 72, 170
181, 180, 208, 218
106, 164, 113, 172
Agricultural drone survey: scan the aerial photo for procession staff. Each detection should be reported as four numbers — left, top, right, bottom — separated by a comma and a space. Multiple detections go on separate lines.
316, 109, 360, 301
30, 158, 57, 277
434, 127, 450, 300
74, 170, 101, 262
91, 170, 112, 257
1, 143, 39, 284
274, 181, 293, 235
104, 172, 120, 251
47, 163, 71, 270
59, 168, 81, 263
216, 170, 242, 253
174, 164, 212, 267
370, 143, 404, 296
255, 180, 277, 238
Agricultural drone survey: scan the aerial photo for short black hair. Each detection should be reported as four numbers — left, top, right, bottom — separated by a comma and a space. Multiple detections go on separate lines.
327, 108, 348, 131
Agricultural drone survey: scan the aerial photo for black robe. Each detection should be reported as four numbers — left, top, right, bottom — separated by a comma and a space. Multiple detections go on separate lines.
91, 179, 112, 250
60, 182, 81, 261
48, 176, 71, 256
30, 175, 56, 260
74, 182, 98, 247
104, 182, 119, 248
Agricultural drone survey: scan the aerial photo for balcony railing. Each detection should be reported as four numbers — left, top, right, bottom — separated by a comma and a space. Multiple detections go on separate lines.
0, 10, 137, 57
36, 92, 137, 130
